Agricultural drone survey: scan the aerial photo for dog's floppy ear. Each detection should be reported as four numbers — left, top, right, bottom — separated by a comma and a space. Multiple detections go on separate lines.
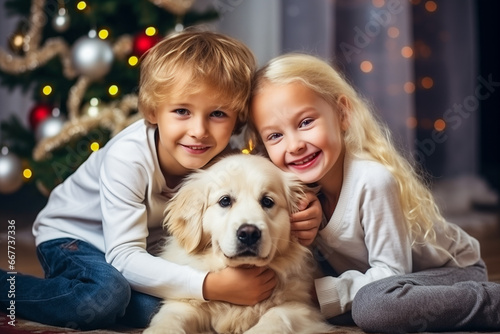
163, 172, 207, 254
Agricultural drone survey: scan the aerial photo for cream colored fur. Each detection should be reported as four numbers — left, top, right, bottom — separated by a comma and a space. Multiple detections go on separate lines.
144, 154, 333, 334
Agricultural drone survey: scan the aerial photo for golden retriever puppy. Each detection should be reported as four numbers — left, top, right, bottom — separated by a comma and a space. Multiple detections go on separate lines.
145, 154, 332, 334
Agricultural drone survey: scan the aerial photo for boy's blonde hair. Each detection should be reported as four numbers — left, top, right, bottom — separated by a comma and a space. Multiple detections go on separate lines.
251, 53, 448, 248
139, 29, 256, 133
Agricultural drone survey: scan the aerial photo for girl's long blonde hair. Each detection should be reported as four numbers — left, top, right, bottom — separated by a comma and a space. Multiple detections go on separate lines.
251, 53, 447, 247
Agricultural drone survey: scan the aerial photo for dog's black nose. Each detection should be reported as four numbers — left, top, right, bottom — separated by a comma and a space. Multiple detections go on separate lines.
237, 224, 261, 246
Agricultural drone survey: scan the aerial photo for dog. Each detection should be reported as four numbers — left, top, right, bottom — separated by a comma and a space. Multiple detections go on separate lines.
144, 154, 333, 334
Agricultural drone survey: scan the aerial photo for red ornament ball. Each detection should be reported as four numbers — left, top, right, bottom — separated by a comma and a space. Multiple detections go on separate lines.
132, 32, 162, 57
29, 103, 53, 130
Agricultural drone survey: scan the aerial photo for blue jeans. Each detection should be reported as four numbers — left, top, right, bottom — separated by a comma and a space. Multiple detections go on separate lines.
0, 238, 161, 330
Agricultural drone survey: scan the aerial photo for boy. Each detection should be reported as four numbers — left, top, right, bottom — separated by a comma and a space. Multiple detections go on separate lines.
1, 30, 282, 330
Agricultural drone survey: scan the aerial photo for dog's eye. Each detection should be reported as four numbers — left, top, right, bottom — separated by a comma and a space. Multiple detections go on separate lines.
218, 196, 232, 208
261, 196, 274, 209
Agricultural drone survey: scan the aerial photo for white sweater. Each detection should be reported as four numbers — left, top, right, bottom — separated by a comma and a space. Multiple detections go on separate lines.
314, 154, 481, 318
33, 119, 207, 300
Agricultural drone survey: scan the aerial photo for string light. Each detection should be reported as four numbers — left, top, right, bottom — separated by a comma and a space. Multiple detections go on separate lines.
86, 97, 100, 117
372, 0, 385, 8
401, 46, 413, 58
421, 76, 434, 89
128, 56, 139, 66
108, 85, 119, 96
42, 85, 52, 96
11, 33, 24, 49
90, 142, 100, 151
387, 27, 400, 38
145, 27, 157, 36
98, 29, 109, 40
23, 168, 32, 179
404, 82, 416, 94
425, 1, 437, 12
360, 61, 373, 73
77, 1, 87, 10
434, 119, 446, 131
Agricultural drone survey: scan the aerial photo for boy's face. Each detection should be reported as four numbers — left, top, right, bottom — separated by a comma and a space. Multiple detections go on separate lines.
150, 84, 238, 180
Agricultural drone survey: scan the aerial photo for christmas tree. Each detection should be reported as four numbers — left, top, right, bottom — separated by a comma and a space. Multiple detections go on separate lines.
0, 0, 218, 195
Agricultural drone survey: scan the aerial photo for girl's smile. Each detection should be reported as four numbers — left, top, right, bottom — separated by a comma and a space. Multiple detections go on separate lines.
287, 151, 321, 169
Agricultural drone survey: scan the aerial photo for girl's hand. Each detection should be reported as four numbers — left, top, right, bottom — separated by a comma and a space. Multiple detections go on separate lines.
203, 266, 277, 305
291, 192, 323, 246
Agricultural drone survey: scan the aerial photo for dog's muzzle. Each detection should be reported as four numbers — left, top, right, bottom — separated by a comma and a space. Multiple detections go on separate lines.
236, 224, 261, 256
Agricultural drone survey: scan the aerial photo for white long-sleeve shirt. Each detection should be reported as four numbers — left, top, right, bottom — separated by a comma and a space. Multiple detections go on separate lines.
33, 119, 207, 300
314, 154, 481, 318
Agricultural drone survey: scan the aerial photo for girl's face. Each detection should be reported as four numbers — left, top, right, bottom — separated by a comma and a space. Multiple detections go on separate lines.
149, 83, 238, 182
251, 82, 346, 185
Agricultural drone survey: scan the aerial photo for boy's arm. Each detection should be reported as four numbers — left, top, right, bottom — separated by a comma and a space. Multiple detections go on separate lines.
99, 148, 209, 301
290, 191, 323, 246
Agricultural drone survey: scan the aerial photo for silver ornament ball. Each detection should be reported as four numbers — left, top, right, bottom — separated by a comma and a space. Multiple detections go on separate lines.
36, 115, 67, 141
72, 36, 114, 78
0, 148, 23, 194
52, 8, 71, 32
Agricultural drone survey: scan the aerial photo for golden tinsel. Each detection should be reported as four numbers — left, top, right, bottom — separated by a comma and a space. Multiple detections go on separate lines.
33, 95, 140, 161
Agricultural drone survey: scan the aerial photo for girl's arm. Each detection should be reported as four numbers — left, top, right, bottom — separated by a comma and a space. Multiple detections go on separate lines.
314, 164, 412, 318
290, 191, 323, 246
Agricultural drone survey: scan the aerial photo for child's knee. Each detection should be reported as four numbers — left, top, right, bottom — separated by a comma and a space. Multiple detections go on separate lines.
67, 275, 131, 329
351, 284, 393, 332
352, 281, 418, 333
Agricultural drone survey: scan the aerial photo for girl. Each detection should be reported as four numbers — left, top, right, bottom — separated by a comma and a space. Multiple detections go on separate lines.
249, 53, 500, 333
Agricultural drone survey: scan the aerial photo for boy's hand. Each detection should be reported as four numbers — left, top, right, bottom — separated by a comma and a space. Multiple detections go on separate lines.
291, 192, 322, 246
203, 266, 277, 305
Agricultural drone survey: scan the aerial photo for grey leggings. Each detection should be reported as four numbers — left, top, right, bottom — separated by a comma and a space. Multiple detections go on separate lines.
351, 260, 500, 333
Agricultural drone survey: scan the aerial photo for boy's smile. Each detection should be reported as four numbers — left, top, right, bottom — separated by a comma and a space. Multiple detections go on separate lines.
180, 144, 211, 154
